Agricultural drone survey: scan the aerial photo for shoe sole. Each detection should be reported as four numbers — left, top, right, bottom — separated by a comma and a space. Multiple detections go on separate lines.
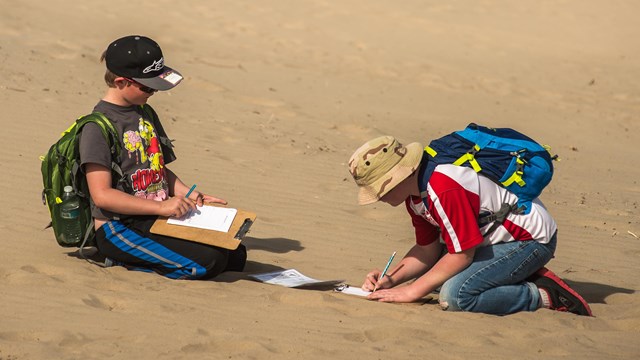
534, 267, 593, 317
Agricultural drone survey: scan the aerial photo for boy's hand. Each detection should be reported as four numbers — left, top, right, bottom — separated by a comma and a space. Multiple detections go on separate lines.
160, 197, 197, 218
362, 270, 393, 292
367, 286, 422, 303
189, 192, 228, 207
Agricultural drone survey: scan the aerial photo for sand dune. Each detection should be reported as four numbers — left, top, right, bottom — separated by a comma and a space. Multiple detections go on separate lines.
1, 0, 639, 359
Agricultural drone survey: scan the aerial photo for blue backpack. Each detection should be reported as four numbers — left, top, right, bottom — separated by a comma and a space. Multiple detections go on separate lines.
418, 123, 557, 233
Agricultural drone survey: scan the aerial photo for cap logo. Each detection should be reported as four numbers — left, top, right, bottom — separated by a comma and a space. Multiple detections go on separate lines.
143, 58, 164, 74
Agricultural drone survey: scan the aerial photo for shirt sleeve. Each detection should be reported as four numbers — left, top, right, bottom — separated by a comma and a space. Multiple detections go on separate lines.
405, 198, 440, 246
79, 122, 112, 170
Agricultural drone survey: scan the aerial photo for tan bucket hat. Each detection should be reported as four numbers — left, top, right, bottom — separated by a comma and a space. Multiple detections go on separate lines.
348, 136, 424, 205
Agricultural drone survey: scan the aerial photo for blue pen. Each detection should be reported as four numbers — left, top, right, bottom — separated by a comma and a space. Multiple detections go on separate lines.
373, 251, 397, 292
185, 184, 197, 199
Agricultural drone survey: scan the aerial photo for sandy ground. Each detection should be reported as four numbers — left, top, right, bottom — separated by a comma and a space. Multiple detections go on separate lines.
1, 0, 639, 359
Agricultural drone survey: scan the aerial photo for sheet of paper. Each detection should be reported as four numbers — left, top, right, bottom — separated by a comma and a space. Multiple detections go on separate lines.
167, 205, 237, 233
334, 284, 371, 297
249, 269, 344, 288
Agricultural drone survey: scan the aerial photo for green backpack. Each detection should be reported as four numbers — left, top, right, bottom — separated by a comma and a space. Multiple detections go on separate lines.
41, 112, 123, 249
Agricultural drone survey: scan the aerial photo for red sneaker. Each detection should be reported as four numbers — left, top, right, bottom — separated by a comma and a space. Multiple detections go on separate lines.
529, 267, 593, 316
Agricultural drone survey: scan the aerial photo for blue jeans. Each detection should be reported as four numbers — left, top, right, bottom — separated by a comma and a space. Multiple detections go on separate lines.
438, 232, 557, 315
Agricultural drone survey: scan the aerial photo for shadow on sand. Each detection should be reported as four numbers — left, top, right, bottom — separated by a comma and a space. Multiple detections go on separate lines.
564, 279, 636, 304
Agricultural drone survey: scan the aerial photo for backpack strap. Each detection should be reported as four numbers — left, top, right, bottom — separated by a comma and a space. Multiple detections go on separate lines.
71, 112, 128, 196
418, 150, 434, 198
478, 203, 524, 237
452, 144, 482, 172
426, 143, 483, 172
500, 156, 526, 187
92, 112, 129, 193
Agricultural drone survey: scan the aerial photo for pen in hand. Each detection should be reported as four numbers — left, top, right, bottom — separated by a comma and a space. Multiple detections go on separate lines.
182, 184, 198, 216
185, 184, 199, 206
185, 184, 197, 199
373, 251, 397, 292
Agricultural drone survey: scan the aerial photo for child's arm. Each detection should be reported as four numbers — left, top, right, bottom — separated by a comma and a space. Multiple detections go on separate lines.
362, 241, 443, 291
368, 247, 475, 303
164, 167, 227, 206
85, 163, 196, 218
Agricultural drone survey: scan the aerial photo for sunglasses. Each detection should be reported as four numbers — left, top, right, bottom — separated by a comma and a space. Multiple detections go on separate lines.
124, 78, 157, 94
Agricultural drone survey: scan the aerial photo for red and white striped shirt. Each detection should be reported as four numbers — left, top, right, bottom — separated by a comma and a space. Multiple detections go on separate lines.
406, 164, 557, 254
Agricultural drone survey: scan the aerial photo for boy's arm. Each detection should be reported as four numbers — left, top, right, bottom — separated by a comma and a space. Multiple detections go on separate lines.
164, 166, 186, 197
368, 247, 475, 303
85, 163, 196, 218
363, 241, 443, 291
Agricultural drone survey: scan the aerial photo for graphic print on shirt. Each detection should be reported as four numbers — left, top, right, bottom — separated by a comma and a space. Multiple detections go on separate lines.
122, 117, 168, 201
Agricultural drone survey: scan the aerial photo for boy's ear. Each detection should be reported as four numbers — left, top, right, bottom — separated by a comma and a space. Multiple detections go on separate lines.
113, 77, 130, 89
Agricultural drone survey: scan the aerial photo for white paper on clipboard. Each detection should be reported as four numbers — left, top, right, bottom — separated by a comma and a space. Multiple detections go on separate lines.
167, 205, 237, 233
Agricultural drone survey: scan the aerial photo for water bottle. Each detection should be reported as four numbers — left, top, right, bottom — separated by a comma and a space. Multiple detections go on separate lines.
59, 185, 82, 244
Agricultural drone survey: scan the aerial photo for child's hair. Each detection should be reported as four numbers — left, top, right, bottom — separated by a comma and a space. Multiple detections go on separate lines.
100, 50, 118, 88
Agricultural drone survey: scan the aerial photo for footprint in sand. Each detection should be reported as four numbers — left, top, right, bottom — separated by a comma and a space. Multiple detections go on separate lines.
181, 338, 264, 354
58, 332, 92, 347
342, 326, 435, 345
82, 294, 122, 312
4, 265, 66, 284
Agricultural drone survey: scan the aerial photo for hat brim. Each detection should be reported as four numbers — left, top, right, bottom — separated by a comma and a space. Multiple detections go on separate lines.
357, 142, 424, 205
133, 66, 183, 91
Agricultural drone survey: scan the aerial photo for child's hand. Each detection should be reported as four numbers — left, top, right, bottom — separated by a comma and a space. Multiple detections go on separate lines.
367, 286, 422, 303
362, 270, 393, 291
160, 197, 197, 218
189, 192, 228, 207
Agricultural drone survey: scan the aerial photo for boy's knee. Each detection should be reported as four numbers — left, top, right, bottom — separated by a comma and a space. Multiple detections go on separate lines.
198, 244, 247, 279
200, 251, 229, 280
225, 244, 247, 272
438, 282, 463, 312
438, 297, 450, 311
173, 247, 229, 280
439, 289, 481, 312
165, 245, 247, 280
438, 293, 461, 311
438, 286, 454, 311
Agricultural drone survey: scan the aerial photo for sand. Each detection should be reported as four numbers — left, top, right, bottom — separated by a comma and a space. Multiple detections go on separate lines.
1, 0, 639, 359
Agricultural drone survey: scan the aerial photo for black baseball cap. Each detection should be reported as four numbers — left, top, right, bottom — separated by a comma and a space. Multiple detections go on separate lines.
105, 35, 183, 91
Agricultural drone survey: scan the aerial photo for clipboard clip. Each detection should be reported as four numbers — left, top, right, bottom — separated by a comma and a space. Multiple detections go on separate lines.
234, 218, 253, 240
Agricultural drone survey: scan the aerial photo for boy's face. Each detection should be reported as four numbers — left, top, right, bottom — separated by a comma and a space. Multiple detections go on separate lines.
379, 172, 417, 207
115, 77, 156, 106
379, 183, 409, 207
379, 187, 407, 207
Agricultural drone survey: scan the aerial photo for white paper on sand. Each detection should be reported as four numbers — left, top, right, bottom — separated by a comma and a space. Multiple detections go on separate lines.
333, 284, 371, 297
167, 205, 237, 233
249, 269, 344, 288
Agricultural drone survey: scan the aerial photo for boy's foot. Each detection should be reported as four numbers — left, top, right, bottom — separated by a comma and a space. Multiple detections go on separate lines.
529, 267, 593, 316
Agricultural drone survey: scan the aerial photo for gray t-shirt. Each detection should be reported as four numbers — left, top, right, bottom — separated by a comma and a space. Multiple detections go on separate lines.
79, 100, 176, 220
